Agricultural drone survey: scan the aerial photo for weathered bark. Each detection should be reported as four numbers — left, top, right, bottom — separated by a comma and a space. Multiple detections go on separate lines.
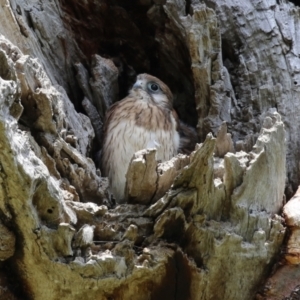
0, 0, 299, 299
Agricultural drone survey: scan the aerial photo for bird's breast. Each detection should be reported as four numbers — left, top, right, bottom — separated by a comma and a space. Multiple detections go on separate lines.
132, 100, 173, 132
104, 99, 179, 157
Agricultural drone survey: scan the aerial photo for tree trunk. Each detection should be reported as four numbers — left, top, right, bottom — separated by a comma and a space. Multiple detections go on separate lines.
0, 0, 298, 299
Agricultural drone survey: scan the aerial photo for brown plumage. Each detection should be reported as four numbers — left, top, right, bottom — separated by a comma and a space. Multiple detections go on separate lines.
101, 73, 196, 203
171, 110, 198, 154
178, 120, 198, 154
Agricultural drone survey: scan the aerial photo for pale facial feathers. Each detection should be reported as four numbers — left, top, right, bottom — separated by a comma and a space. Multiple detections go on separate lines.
101, 74, 186, 203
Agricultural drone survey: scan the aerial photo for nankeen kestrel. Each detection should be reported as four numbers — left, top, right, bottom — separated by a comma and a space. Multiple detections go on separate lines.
102, 73, 195, 203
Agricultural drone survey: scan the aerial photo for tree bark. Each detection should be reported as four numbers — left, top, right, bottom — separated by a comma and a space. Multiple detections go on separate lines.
0, 0, 298, 299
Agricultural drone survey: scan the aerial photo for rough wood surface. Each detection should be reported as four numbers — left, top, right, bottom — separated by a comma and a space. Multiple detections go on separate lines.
0, 0, 299, 299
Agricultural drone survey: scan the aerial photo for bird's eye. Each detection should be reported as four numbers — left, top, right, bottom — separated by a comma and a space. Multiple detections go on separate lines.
148, 83, 160, 92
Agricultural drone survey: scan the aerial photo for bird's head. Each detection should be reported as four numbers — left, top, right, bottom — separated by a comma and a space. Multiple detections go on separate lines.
131, 73, 173, 110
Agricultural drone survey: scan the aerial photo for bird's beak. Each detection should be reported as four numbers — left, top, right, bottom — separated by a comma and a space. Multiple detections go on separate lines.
133, 80, 143, 89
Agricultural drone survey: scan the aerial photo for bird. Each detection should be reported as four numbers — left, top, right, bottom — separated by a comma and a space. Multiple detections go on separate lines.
101, 73, 196, 203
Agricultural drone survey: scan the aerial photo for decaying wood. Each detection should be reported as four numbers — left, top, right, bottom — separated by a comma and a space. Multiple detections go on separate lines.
0, 0, 300, 299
